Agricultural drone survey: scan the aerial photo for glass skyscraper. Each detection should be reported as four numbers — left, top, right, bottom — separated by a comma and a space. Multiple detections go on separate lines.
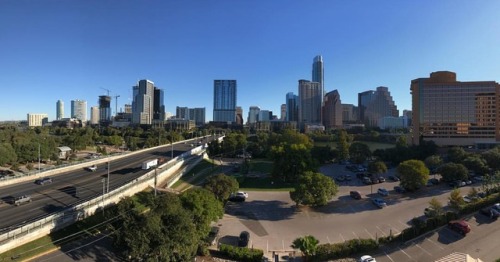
213, 80, 237, 123
312, 55, 324, 98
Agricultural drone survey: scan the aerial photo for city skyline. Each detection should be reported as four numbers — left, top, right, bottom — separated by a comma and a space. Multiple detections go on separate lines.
1, 1, 500, 121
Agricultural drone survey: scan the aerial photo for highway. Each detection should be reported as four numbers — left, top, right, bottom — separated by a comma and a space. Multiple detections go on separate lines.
0, 136, 217, 233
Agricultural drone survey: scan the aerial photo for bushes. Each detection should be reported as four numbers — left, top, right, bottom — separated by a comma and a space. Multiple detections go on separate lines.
313, 239, 378, 261
219, 244, 263, 262
459, 193, 500, 215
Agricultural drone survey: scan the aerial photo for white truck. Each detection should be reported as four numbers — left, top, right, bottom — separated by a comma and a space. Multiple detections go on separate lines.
142, 159, 158, 170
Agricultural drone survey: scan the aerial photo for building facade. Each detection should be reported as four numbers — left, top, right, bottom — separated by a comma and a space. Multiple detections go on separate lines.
71, 99, 87, 122
235, 106, 243, 125
90, 106, 99, 125
323, 90, 343, 129
176, 106, 189, 119
99, 95, 112, 125
132, 79, 155, 125
411, 71, 500, 147
312, 55, 324, 99
342, 104, 358, 124
286, 92, 299, 122
247, 106, 260, 124
27, 113, 48, 127
298, 79, 322, 126
56, 100, 64, 120
213, 80, 237, 123
358, 87, 398, 127
153, 87, 165, 121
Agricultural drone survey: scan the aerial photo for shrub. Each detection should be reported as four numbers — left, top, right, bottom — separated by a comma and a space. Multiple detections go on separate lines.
219, 244, 263, 262
313, 239, 378, 261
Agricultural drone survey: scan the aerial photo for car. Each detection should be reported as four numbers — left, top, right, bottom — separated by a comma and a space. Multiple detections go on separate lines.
13, 195, 32, 206
426, 180, 434, 187
429, 178, 439, 185
336, 175, 346, 182
394, 186, 406, 193
448, 220, 471, 235
388, 175, 399, 182
356, 172, 367, 179
464, 179, 472, 185
479, 205, 500, 219
238, 231, 250, 247
359, 255, 376, 262
372, 198, 387, 208
370, 177, 379, 184
35, 177, 52, 185
206, 226, 220, 246
362, 177, 372, 185
350, 191, 362, 200
378, 176, 386, 183
473, 176, 484, 182
86, 165, 97, 172
377, 188, 389, 196
234, 191, 249, 198
345, 174, 352, 181
228, 194, 245, 202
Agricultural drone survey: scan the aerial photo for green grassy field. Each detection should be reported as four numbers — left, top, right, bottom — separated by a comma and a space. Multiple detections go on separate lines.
314, 141, 395, 151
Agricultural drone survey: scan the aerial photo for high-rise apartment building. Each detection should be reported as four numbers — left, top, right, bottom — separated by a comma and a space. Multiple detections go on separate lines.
411, 71, 500, 147
213, 80, 237, 123
71, 99, 87, 122
286, 92, 299, 122
323, 90, 342, 129
90, 106, 99, 125
235, 106, 243, 125
298, 80, 322, 126
247, 106, 260, 124
153, 87, 165, 121
27, 113, 48, 127
99, 95, 112, 124
132, 79, 155, 125
56, 100, 64, 120
124, 104, 132, 114
176, 106, 189, 119
358, 90, 375, 125
312, 55, 324, 99
280, 104, 286, 120
358, 87, 398, 127
259, 110, 272, 121
191, 107, 206, 126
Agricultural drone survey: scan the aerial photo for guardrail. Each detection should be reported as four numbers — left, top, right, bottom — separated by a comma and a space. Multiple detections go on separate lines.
0, 144, 208, 253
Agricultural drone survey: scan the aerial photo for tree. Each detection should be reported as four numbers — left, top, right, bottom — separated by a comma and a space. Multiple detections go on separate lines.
397, 160, 429, 191
462, 155, 489, 175
203, 173, 239, 201
449, 188, 464, 209
290, 171, 338, 207
270, 143, 316, 183
0, 143, 17, 165
467, 187, 480, 203
349, 142, 371, 164
437, 163, 468, 182
180, 188, 224, 237
447, 147, 468, 163
424, 155, 442, 172
368, 161, 387, 175
311, 145, 335, 164
481, 147, 500, 170
337, 130, 350, 161
291, 235, 319, 261
427, 197, 443, 217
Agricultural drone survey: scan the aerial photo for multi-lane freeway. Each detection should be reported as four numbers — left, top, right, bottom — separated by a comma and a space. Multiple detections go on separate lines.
0, 136, 218, 233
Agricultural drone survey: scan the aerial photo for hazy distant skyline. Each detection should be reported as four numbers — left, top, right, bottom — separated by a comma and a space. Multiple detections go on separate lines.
1, 0, 500, 121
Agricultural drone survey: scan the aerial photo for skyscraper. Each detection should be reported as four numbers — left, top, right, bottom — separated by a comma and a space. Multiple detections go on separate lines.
235, 106, 243, 125
359, 87, 398, 127
247, 106, 260, 124
153, 87, 165, 121
99, 95, 111, 125
323, 90, 343, 129
71, 99, 87, 122
286, 92, 299, 122
411, 71, 500, 147
56, 100, 64, 120
280, 104, 286, 120
90, 106, 99, 125
213, 80, 237, 123
132, 79, 155, 124
312, 55, 324, 98
27, 113, 48, 127
176, 106, 189, 119
298, 80, 322, 126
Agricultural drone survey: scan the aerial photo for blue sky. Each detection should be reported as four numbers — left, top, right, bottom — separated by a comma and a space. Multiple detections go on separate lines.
1, 1, 500, 122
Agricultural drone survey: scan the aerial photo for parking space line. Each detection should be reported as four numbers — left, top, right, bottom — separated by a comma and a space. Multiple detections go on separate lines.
414, 243, 432, 257
384, 251, 395, 262
399, 220, 409, 228
387, 224, 400, 235
282, 240, 285, 251
376, 226, 387, 237
339, 233, 345, 242
425, 238, 444, 250
399, 247, 412, 260
364, 228, 375, 239
353, 231, 359, 239
326, 236, 331, 244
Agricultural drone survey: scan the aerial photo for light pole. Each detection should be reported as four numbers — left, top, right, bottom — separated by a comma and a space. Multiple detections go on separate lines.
107, 161, 110, 193
101, 178, 105, 215
38, 143, 41, 174
171, 140, 174, 159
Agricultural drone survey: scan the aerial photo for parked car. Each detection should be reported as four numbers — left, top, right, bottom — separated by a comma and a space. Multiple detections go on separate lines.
13, 195, 32, 206
428, 178, 439, 185
234, 191, 249, 198
394, 186, 406, 193
228, 194, 245, 202
372, 198, 387, 208
359, 255, 376, 262
473, 176, 484, 182
448, 220, 471, 235
363, 177, 372, 185
238, 231, 250, 247
370, 176, 379, 184
35, 177, 52, 185
377, 188, 389, 196
378, 176, 386, 183
336, 175, 346, 182
388, 175, 400, 182
464, 179, 472, 185
479, 204, 500, 219
350, 191, 362, 200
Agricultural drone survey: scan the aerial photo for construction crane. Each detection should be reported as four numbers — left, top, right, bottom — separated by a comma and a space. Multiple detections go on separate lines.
100, 87, 111, 96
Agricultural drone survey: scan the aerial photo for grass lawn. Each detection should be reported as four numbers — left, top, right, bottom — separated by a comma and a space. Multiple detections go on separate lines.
238, 176, 294, 191
248, 160, 273, 174
315, 141, 395, 151
172, 159, 219, 188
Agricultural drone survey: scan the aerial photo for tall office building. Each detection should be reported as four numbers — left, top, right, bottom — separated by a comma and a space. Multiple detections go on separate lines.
176, 106, 189, 119
280, 104, 286, 120
286, 92, 299, 122
298, 80, 322, 126
99, 95, 112, 124
359, 87, 398, 127
27, 113, 48, 127
323, 90, 342, 129
213, 80, 237, 123
132, 79, 155, 124
358, 90, 375, 125
124, 104, 132, 114
153, 87, 165, 121
247, 106, 260, 124
411, 71, 500, 147
191, 107, 206, 126
259, 110, 272, 121
56, 100, 64, 120
71, 99, 87, 122
235, 106, 243, 125
312, 55, 324, 98
342, 104, 358, 124
90, 106, 99, 124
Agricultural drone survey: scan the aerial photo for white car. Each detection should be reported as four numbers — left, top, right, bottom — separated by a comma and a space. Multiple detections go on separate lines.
359, 255, 376, 262
235, 191, 249, 198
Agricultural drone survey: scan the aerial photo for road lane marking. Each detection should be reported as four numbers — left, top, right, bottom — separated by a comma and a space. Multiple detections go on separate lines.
399, 247, 412, 260
376, 226, 387, 236
425, 238, 444, 250
339, 233, 345, 242
364, 228, 375, 239
384, 251, 395, 262
414, 243, 432, 256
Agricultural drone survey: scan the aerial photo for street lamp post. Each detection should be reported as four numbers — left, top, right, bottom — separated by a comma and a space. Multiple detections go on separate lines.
171, 140, 174, 159
38, 143, 41, 174
107, 161, 110, 193
101, 178, 105, 215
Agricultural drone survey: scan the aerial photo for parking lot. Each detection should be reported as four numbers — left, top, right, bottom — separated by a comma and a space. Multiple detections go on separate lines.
216, 163, 497, 260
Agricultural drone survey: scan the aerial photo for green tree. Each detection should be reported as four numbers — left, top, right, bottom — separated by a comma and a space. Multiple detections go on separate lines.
449, 188, 464, 209
270, 143, 316, 183
180, 188, 224, 237
467, 187, 480, 203
447, 147, 469, 163
481, 147, 500, 170
290, 171, 338, 207
337, 130, 350, 161
424, 155, 443, 171
368, 161, 387, 175
427, 197, 443, 217
349, 142, 371, 164
203, 173, 239, 201
462, 155, 489, 175
0, 143, 18, 165
291, 235, 319, 261
437, 162, 468, 182
397, 160, 429, 191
